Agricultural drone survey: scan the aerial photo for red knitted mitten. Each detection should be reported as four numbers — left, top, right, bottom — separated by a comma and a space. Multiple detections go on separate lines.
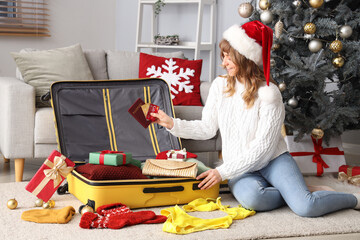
96, 202, 166, 224
79, 211, 157, 229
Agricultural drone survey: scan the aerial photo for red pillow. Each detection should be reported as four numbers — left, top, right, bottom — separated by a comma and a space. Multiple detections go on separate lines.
139, 52, 203, 106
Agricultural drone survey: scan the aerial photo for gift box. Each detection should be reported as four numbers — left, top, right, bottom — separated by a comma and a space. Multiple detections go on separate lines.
25, 150, 75, 202
166, 149, 187, 161
89, 150, 133, 166
284, 135, 345, 176
338, 165, 360, 186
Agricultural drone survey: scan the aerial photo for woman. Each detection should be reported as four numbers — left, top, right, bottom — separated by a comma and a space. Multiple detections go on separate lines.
151, 21, 360, 217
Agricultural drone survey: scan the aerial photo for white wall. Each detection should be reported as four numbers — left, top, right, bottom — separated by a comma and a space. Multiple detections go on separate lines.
116, 0, 246, 81
0, 0, 117, 77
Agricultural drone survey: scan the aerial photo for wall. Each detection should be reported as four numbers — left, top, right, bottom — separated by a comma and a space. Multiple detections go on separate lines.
0, 0, 117, 77
116, 0, 245, 82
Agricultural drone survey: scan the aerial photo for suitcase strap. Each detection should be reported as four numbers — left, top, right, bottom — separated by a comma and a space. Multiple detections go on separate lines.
102, 86, 160, 156
144, 86, 160, 155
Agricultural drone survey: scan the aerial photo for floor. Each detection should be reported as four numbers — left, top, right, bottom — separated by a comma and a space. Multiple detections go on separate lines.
1, 152, 360, 240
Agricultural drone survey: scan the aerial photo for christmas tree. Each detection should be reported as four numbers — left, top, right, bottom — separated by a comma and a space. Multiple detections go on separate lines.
240, 0, 360, 143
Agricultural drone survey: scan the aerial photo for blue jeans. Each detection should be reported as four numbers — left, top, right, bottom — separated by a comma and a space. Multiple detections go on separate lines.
228, 152, 357, 217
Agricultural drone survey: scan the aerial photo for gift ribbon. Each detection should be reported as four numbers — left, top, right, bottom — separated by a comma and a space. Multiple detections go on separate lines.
32, 155, 74, 196
290, 136, 344, 176
99, 150, 126, 165
338, 167, 360, 186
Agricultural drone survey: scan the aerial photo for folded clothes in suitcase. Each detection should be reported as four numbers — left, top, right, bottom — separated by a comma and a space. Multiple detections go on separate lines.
51, 78, 219, 209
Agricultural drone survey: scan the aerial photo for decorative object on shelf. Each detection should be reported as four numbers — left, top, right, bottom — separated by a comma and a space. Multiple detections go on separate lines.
288, 96, 298, 108
259, 0, 271, 10
304, 22, 316, 34
260, 10, 273, 24
154, 0, 165, 17
238, 2, 254, 18
309, 0, 324, 8
279, 82, 286, 92
339, 25, 353, 39
308, 39, 323, 52
332, 55, 345, 68
7, 198, 18, 210
154, 34, 179, 45
329, 39, 343, 53
311, 128, 324, 139
35, 199, 43, 207
274, 19, 284, 39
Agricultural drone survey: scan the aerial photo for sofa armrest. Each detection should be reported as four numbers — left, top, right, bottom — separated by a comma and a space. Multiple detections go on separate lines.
0, 77, 35, 158
200, 81, 211, 105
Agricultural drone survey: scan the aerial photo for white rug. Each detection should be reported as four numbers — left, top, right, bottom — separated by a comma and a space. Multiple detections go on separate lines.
1, 174, 360, 240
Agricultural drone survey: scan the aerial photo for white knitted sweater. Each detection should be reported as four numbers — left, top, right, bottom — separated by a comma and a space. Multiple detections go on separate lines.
169, 76, 288, 180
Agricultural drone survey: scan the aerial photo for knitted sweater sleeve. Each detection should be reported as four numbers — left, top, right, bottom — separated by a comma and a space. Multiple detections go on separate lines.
216, 84, 285, 180
167, 78, 221, 140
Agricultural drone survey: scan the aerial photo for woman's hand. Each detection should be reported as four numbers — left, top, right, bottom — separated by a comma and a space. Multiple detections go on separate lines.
196, 169, 222, 190
150, 110, 174, 129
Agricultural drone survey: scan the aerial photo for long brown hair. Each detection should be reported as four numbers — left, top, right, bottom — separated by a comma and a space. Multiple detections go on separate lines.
219, 39, 276, 108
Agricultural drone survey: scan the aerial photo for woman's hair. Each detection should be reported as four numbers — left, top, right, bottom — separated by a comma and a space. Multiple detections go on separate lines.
219, 39, 276, 108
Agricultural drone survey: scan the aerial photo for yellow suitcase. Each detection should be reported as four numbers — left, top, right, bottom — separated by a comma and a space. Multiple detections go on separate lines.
51, 79, 219, 209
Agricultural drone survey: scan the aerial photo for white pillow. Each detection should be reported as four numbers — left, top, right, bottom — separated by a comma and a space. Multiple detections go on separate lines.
11, 44, 94, 107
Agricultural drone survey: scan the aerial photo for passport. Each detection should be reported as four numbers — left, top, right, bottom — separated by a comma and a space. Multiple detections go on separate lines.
128, 98, 159, 128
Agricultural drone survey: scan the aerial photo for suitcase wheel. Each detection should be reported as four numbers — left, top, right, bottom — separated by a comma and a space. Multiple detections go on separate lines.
57, 182, 69, 195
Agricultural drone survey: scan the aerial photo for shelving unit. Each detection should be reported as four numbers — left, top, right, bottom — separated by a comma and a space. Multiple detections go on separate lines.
135, 0, 217, 81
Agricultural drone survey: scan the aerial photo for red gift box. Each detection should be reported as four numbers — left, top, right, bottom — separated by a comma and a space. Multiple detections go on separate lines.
338, 165, 360, 186
25, 150, 75, 202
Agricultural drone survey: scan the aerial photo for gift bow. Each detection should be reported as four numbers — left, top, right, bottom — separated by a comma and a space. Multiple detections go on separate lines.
290, 136, 344, 176
338, 167, 360, 186
43, 155, 74, 187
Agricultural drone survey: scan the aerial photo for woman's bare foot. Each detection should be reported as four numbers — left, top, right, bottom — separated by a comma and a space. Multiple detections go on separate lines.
307, 185, 336, 192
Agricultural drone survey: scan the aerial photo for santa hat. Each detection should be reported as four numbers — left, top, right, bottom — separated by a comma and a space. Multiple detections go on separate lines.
223, 20, 273, 86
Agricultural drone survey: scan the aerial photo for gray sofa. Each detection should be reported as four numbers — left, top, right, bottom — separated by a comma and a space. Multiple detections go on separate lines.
0, 49, 221, 182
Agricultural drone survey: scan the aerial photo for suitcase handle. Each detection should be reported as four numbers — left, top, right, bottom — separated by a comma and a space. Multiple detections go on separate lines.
143, 186, 184, 193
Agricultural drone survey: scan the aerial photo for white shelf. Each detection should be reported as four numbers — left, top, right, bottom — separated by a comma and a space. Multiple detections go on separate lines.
137, 42, 213, 50
135, 0, 216, 81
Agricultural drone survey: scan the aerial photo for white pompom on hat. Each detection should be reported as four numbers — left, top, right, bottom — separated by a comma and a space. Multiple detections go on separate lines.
223, 20, 273, 86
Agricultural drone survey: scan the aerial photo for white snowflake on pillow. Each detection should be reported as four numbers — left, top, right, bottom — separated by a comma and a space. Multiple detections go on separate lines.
146, 58, 195, 99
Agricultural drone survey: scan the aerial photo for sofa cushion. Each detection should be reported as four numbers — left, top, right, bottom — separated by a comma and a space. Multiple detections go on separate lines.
83, 49, 108, 80
11, 44, 94, 107
139, 53, 203, 106
106, 51, 185, 80
34, 108, 57, 144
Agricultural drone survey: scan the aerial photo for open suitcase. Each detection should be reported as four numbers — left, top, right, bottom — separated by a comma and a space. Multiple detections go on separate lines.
50, 78, 219, 209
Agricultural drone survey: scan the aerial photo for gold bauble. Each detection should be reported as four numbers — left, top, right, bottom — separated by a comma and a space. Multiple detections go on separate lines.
309, 0, 324, 8
259, 0, 271, 10
7, 198, 18, 210
43, 202, 51, 209
329, 40, 343, 53
304, 23, 316, 34
35, 199, 43, 207
238, 2, 254, 18
311, 128, 324, 139
279, 82, 286, 92
332, 55, 345, 68
47, 200, 55, 208
81, 205, 94, 215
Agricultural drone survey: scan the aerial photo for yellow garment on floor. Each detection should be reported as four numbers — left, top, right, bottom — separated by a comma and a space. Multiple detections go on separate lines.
21, 206, 75, 224
161, 197, 255, 234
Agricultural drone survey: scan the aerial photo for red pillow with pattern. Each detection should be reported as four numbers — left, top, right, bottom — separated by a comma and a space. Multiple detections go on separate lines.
139, 52, 203, 106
